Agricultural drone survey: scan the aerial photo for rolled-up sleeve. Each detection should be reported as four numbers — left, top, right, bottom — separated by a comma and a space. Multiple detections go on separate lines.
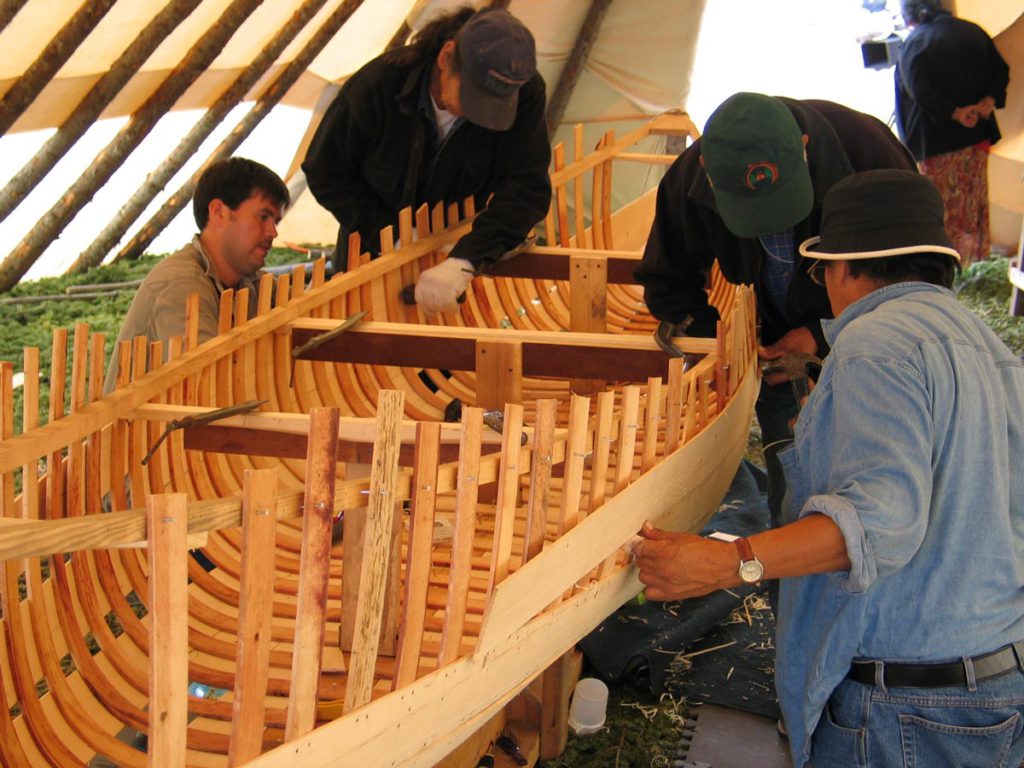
797, 352, 933, 593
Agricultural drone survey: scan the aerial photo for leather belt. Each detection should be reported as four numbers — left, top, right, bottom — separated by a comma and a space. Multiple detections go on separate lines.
848, 644, 1023, 688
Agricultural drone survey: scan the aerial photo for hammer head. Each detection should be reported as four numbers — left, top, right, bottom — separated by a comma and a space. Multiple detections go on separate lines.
761, 352, 822, 381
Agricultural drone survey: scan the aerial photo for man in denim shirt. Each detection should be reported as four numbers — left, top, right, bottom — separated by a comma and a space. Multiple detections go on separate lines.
635, 170, 1024, 767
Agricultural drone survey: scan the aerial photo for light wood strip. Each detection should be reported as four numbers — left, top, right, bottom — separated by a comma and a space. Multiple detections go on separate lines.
228, 469, 280, 766
523, 399, 557, 563
393, 421, 441, 689
285, 408, 339, 739
641, 377, 662, 472
345, 391, 405, 709
148, 492, 189, 768
663, 360, 688, 456
438, 405, 483, 666
486, 403, 525, 596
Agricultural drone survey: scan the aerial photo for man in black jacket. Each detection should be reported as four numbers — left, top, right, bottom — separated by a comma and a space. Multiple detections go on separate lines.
634, 93, 916, 525
302, 6, 551, 314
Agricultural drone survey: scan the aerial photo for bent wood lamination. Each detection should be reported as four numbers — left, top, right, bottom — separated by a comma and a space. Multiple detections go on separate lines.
0, 113, 759, 768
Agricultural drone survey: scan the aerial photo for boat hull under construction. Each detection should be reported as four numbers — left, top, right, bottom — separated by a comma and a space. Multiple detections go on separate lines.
0, 113, 759, 767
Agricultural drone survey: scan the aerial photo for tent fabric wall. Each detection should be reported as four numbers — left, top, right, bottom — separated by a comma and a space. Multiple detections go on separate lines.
0, 0, 1019, 277
0, 0, 705, 262
278, 0, 707, 245
0, 0, 414, 133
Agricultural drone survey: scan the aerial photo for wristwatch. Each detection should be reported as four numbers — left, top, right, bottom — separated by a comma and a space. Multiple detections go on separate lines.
734, 538, 764, 583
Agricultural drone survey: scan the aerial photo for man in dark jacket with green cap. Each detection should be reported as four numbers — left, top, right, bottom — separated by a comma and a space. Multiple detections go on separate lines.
634, 93, 916, 527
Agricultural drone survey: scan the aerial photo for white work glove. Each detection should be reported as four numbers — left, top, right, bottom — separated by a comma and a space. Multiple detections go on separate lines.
414, 257, 474, 314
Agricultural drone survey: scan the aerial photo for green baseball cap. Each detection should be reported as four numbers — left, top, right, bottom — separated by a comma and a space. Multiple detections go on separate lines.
700, 93, 813, 238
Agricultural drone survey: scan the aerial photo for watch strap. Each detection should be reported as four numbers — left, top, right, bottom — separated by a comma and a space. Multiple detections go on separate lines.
735, 537, 756, 564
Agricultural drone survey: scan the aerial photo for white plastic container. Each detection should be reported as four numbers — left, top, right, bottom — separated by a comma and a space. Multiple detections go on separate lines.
567, 677, 609, 735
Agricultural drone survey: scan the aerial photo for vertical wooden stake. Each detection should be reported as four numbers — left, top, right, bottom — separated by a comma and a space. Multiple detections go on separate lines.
393, 421, 441, 690
285, 407, 339, 740
345, 391, 405, 712
523, 399, 557, 564
438, 405, 483, 665
228, 469, 279, 766
147, 492, 189, 768
638, 377, 661, 473
486, 403, 525, 597
664, 357, 685, 455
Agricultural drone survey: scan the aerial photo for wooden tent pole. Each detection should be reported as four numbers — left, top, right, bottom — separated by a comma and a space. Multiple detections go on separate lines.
0, 0, 29, 36
0, 0, 204, 226
0, 0, 117, 136
545, 0, 613, 138
0, 0, 263, 293
70, 0, 337, 273
113, 0, 366, 264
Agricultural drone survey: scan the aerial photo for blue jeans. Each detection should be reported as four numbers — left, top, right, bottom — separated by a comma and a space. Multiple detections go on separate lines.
810, 671, 1024, 767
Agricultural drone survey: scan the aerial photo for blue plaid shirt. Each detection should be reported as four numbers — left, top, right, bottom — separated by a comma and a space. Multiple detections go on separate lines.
759, 229, 796, 315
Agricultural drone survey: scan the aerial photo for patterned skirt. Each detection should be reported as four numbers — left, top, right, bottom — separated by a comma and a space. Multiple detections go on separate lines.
919, 141, 991, 265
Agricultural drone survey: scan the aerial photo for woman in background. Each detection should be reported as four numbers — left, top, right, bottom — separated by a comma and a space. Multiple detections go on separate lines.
894, 0, 1010, 264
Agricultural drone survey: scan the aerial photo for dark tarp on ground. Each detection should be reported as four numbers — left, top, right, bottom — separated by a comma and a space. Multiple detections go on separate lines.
579, 460, 779, 719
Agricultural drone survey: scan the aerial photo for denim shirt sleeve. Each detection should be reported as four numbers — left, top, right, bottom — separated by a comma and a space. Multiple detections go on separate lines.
796, 350, 934, 594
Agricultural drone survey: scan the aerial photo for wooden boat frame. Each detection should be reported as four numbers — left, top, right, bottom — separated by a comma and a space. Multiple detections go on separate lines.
0, 112, 759, 767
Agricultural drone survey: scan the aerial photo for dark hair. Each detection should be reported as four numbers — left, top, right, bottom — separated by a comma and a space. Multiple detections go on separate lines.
193, 157, 290, 230
901, 0, 947, 25
847, 252, 960, 289
390, 6, 475, 66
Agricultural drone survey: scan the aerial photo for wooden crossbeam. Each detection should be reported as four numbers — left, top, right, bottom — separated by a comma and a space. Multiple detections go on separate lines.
126, 403, 504, 463
290, 320, 714, 381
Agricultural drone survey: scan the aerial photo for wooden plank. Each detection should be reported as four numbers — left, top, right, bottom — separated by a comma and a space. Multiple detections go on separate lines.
569, 254, 607, 334
438, 406, 483, 666
486, 403, 525, 596
228, 468, 279, 766
488, 244, 641, 283
290, 320, 713, 381
147, 492, 189, 768
663, 358, 685, 455
569, 253, 607, 395
600, 129, 615, 248
285, 408, 339, 740
523, 399, 557, 564
553, 143, 570, 246
540, 650, 580, 759
475, 339, 522, 410
393, 421, 441, 689
641, 377, 662, 473
557, 395, 590, 537
344, 390, 405, 711
572, 123, 587, 249
586, 391, 615, 515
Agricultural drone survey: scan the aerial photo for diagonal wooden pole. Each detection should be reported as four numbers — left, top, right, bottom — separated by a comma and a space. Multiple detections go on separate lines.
0, 0, 29, 36
113, 0, 367, 264
0, 0, 117, 136
545, 0, 614, 138
71, 0, 338, 273
0, 0, 263, 293
0, 0, 204, 225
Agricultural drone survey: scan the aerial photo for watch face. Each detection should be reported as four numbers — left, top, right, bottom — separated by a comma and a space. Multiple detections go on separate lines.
739, 559, 764, 583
